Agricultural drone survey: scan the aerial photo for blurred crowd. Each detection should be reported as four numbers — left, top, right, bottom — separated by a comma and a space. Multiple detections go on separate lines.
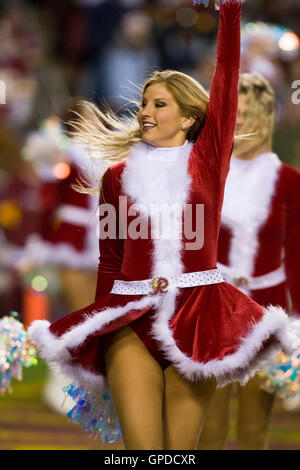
0, 0, 300, 320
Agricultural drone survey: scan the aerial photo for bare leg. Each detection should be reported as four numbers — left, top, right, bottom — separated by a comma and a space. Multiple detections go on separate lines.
104, 326, 165, 450
237, 374, 275, 450
198, 384, 233, 450
163, 366, 217, 450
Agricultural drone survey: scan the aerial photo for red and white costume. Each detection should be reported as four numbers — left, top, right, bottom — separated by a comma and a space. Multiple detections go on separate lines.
219, 152, 300, 318
24, 142, 99, 271
28, 2, 300, 394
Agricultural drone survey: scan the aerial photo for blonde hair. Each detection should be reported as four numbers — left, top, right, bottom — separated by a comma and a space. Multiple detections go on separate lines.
234, 72, 276, 150
142, 70, 209, 142
71, 70, 209, 159
71, 69, 210, 193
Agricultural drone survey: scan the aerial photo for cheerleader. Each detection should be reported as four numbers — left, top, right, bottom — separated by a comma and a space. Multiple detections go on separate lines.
28, 1, 300, 450
198, 73, 300, 450
22, 112, 100, 412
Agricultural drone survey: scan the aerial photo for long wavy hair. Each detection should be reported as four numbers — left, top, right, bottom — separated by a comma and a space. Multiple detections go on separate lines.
70, 69, 250, 193
233, 72, 276, 156
69, 70, 211, 193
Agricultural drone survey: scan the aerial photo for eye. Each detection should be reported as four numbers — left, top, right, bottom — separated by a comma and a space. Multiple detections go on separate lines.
155, 102, 166, 108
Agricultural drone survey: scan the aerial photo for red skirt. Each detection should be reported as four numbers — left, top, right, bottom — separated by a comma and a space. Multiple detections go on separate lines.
28, 280, 300, 390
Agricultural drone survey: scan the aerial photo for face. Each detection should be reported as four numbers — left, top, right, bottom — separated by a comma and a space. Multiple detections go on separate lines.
234, 92, 265, 158
137, 82, 193, 148
236, 93, 250, 133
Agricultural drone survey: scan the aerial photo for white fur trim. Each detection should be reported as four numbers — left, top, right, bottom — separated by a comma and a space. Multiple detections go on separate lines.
29, 296, 161, 360
121, 143, 290, 387
30, 145, 294, 390
122, 141, 193, 279
55, 205, 95, 227
60, 363, 107, 393
277, 315, 300, 356
122, 141, 193, 212
23, 232, 99, 269
221, 153, 281, 293
151, 299, 298, 386
28, 296, 162, 391
61, 296, 161, 349
28, 320, 71, 362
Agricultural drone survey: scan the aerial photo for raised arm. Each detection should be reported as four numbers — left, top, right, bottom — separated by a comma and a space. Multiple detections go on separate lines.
94, 167, 124, 299
194, 0, 242, 178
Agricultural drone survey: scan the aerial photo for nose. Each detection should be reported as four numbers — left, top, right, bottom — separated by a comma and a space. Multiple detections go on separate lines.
141, 110, 150, 119
140, 101, 154, 117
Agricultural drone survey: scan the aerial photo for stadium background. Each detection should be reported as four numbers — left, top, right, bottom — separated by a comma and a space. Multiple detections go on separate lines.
0, 0, 299, 450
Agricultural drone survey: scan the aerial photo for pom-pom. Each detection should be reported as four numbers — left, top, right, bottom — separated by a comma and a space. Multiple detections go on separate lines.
63, 383, 121, 443
193, 0, 209, 6
192, 0, 242, 6
0, 314, 38, 394
259, 352, 300, 399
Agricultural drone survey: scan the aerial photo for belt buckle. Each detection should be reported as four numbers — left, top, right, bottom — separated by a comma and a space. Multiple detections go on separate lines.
233, 276, 248, 288
149, 277, 169, 295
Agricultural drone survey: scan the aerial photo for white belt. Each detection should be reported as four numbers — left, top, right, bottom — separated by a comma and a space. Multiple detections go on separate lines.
218, 263, 286, 290
110, 269, 224, 296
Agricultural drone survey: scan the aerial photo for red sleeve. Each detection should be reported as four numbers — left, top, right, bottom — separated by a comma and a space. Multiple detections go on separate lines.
194, 1, 241, 179
284, 168, 300, 316
94, 167, 124, 299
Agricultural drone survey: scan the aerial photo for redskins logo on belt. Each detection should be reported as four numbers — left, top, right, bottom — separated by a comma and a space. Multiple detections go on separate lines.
149, 277, 169, 295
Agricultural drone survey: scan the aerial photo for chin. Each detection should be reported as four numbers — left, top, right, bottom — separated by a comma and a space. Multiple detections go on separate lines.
142, 135, 159, 147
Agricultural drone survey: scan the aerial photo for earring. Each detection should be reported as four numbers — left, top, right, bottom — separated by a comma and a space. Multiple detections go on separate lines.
182, 125, 186, 130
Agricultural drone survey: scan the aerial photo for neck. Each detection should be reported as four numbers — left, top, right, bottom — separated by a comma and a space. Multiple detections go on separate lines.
234, 141, 272, 161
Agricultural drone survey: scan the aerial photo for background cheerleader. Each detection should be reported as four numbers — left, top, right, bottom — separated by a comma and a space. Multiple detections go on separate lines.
198, 72, 300, 450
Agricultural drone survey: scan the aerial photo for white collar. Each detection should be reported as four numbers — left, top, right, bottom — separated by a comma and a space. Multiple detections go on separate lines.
141, 140, 193, 162
230, 152, 280, 169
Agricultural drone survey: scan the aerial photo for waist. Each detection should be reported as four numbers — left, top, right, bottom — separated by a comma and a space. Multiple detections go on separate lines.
218, 263, 286, 290
110, 268, 224, 296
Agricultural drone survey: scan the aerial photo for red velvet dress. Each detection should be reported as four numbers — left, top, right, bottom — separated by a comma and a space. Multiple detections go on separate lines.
219, 153, 300, 316
28, 2, 300, 393
217, 153, 300, 397
24, 143, 99, 270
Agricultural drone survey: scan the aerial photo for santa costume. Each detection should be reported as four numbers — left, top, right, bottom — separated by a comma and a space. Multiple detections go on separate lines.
24, 138, 99, 272
218, 152, 300, 402
22, 122, 100, 413
219, 153, 300, 318
29, 0, 300, 415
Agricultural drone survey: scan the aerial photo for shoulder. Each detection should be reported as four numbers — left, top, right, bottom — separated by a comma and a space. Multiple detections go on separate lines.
101, 161, 126, 195
103, 161, 126, 182
276, 163, 300, 208
279, 163, 300, 183
277, 163, 300, 195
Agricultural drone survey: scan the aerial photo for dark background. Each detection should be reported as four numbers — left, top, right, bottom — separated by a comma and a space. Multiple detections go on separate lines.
0, 0, 299, 450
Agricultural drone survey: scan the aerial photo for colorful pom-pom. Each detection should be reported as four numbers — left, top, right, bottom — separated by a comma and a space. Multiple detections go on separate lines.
259, 353, 300, 400
193, 0, 209, 6
192, 0, 243, 5
63, 383, 121, 443
0, 314, 38, 394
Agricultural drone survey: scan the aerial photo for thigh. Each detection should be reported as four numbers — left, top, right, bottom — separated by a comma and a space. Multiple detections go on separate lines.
198, 383, 233, 449
104, 326, 165, 450
163, 366, 217, 450
237, 374, 275, 450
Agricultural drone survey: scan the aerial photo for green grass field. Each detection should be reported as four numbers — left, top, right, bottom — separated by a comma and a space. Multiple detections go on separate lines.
0, 362, 299, 450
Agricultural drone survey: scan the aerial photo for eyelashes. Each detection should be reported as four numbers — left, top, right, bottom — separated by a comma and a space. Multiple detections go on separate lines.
141, 102, 166, 108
